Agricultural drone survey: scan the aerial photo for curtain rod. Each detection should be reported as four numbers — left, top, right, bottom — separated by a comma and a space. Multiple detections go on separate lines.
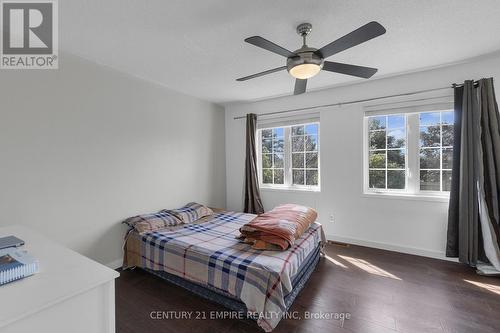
233, 85, 454, 120
452, 81, 480, 88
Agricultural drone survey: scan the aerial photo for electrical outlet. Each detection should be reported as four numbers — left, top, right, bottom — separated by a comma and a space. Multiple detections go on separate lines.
329, 214, 334, 223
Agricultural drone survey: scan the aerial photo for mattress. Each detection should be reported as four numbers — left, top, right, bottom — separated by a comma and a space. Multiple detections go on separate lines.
123, 211, 325, 331
144, 243, 321, 309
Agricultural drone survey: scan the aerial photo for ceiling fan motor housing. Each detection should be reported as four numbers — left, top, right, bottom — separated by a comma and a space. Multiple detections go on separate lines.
287, 46, 324, 74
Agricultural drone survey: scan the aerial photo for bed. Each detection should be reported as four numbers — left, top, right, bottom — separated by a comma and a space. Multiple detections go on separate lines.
123, 210, 325, 332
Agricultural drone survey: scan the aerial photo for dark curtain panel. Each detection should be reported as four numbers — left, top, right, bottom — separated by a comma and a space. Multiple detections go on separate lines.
243, 113, 265, 214
478, 79, 500, 248
446, 86, 463, 257
446, 78, 500, 266
460, 80, 481, 265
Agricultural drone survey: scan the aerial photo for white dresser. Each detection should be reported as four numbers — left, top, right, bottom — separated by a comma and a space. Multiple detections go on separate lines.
0, 225, 120, 333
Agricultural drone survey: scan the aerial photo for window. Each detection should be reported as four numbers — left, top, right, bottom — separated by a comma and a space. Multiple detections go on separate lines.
364, 110, 454, 196
419, 111, 454, 191
368, 115, 407, 190
261, 128, 284, 185
291, 124, 319, 186
258, 122, 320, 190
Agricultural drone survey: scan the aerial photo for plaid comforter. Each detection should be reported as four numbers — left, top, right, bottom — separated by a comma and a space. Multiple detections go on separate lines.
124, 211, 325, 332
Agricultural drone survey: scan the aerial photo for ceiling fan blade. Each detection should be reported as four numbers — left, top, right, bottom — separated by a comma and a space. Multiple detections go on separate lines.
294, 79, 307, 95
316, 21, 386, 58
245, 36, 297, 58
236, 66, 287, 81
323, 61, 378, 78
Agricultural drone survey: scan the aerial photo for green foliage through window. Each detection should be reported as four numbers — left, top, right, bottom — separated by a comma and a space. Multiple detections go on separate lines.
419, 111, 454, 192
366, 110, 454, 194
260, 123, 320, 188
261, 127, 285, 185
291, 124, 319, 186
368, 115, 406, 190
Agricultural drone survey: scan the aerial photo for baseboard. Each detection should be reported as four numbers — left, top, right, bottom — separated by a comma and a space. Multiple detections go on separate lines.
326, 234, 458, 262
105, 258, 123, 270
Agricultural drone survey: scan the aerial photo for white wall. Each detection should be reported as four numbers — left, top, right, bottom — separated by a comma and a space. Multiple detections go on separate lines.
225, 53, 500, 259
0, 53, 226, 266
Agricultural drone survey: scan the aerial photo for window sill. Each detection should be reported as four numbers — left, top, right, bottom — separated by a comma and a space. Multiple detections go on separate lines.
260, 186, 321, 193
362, 191, 450, 203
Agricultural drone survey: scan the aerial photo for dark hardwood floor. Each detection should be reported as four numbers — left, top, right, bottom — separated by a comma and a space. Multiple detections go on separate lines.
116, 243, 500, 333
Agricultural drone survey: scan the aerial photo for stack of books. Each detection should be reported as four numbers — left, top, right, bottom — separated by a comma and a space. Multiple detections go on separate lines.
0, 248, 39, 286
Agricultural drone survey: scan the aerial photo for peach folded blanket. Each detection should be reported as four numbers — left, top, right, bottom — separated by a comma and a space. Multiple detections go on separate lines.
238, 204, 318, 250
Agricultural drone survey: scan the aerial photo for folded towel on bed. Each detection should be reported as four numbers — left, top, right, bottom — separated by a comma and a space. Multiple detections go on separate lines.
238, 204, 317, 250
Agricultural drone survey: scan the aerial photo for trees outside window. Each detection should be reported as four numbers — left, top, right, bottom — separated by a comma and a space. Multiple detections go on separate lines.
365, 110, 453, 196
259, 123, 320, 190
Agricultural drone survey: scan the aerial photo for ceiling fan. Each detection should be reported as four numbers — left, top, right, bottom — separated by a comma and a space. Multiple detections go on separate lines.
236, 21, 386, 95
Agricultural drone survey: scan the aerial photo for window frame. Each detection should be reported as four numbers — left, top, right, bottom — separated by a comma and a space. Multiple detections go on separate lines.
363, 109, 453, 199
366, 114, 408, 193
257, 122, 321, 192
259, 127, 285, 186
417, 111, 454, 193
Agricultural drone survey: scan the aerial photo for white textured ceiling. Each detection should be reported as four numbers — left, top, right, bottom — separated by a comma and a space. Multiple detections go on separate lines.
61, 0, 500, 104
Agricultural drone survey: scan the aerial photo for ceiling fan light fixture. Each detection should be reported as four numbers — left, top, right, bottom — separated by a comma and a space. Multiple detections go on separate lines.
287, 48, 323, 80
289, 63, 321, 79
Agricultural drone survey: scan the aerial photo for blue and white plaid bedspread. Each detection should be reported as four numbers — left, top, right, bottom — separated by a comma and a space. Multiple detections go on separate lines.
128, 211, 325, 332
